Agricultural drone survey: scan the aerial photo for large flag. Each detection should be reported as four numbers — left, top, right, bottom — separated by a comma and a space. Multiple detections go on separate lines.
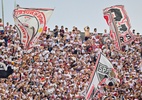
85, 53, 117, 100
13, 6, 54, 49
103, 5, 134, 50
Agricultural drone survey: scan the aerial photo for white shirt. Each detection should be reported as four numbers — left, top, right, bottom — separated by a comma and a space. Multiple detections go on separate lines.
0, 39, 4, 43
0, 22, 4, 30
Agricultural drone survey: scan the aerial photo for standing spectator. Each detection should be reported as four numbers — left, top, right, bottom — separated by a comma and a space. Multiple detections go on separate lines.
71, 29, 76, 40
60, 26, 65, 38
46, 28, 52, 39
93, 28, 98, 35
3, 32, 8, 47
4, 22, 10, 33
0, 18, 4, 34
64, 27, 70, 42
75, 27, 81, 40
53, 25, 59, 37
84, 26, 90, 41
103, 29, 109, 36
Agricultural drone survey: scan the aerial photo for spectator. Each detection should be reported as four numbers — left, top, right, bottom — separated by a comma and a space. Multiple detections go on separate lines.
84, 26, 90, 41
0, 23, 141, 100
93, 28, 98, 35
59, 25, 65, 38
0, 19, 4, 34
53, 25, 59, 37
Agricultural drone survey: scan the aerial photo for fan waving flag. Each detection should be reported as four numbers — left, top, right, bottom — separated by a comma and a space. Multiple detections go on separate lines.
85, 53, 117, 100
103, 5, 134, 50
13, 7, 54, 50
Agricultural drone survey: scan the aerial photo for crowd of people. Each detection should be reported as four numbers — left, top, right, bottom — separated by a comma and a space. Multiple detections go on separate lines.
0, 18, 142, 100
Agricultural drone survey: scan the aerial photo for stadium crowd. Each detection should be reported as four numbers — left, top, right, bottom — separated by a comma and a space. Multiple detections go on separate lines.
0, 19, 142, 100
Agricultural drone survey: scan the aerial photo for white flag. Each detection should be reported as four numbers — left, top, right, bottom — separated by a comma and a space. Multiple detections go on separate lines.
85, 53, 117, 100
13, 7, 54, 50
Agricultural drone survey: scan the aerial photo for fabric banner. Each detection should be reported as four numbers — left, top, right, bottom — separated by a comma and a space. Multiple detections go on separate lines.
0, 62, 7, 71
103, 5, 134, 50
0, 62, 13, 78
13, 7, 54, 49
85, 53, 117, 100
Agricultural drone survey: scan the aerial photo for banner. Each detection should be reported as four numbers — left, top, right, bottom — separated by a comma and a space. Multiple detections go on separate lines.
0, 62, 13, 78
13, 7, 54, 49
103, 5, 134, 50
85, 53, 117, 100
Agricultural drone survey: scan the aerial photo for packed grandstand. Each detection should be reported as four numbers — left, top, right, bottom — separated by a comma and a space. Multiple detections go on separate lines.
0, 20, 142, 99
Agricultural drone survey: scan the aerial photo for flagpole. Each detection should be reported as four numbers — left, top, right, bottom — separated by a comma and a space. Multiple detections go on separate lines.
1, 0, 4, 27
14, 0, 17, 8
